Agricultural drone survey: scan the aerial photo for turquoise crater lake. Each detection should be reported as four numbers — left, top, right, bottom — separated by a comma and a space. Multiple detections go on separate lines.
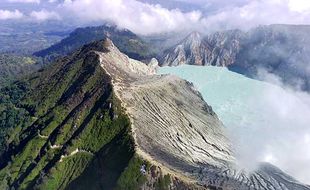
158, 65, 267, 129
158, 65, 310, 184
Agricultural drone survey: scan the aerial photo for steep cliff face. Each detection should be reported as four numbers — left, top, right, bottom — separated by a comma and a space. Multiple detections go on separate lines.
161, 30, 243, 67
161, 25, 310, 91
161, 32, 204, 66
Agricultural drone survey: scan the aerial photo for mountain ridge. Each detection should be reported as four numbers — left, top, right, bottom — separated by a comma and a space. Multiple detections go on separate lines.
0, 39, 212, 190
161, 30, 243, 67
34, 24, 156, 62
0, 38, 309, 189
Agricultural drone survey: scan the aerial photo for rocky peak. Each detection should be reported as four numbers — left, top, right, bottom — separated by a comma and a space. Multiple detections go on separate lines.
183, 31, 202, 46
102, 37, 115, 49
98, 38, 157, 77
161, 30, 242, 66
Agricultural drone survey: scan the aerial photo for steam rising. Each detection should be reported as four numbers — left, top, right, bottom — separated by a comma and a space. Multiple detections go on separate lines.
235, 70, 310, 184
159, 65, 310, 184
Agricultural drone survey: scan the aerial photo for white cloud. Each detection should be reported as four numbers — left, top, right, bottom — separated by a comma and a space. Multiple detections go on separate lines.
29, 9, 61, 21
7, 0, 40, 3
0, 9, 24, 20
288, 0, 310, 12
60, 0, 203, 35
0, 8, 61, 22
231, 70, 310, 184
197, 0, 310, 32
56, 0, 310, 34
2, 0, 310, 33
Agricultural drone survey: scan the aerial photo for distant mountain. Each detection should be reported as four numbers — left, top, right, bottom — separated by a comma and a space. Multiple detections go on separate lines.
0, 21, 70, 55
161, 24, 310, 91
161, 32, 203, 66
0, 38, 309, 189
161, 30, 244, 66
0, 54, 40, 86
34, 24, 156, 62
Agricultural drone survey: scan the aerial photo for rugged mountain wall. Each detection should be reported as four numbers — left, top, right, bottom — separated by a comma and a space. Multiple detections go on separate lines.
161, 25, 310, 91
161, 30, 244, 67
231, 24, 310, 91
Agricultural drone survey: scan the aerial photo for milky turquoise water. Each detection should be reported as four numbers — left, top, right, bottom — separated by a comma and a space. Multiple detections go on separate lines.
158, 65, 266, 129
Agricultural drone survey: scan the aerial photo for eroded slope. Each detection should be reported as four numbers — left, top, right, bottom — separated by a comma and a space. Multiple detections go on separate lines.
99, 39, 310, 190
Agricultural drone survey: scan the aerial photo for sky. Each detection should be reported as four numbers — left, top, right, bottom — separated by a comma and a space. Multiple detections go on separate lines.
1, 0, 310, 34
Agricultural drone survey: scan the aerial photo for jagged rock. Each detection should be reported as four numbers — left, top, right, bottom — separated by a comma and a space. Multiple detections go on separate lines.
161, 30, 244, 67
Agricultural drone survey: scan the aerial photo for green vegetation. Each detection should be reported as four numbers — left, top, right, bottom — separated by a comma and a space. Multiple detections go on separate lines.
37, 153, 93, 190
0, 81, 32, 153
155, 174, 171, 190
116, 156, 149, 190
0, 54, 40, 87
0, 41, 142, 189
0, 20, 68, 55
66, 127, 136, 190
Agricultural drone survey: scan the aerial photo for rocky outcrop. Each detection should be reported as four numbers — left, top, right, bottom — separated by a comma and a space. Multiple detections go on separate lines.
161, 30, 244, 67
162, 32, 204, 66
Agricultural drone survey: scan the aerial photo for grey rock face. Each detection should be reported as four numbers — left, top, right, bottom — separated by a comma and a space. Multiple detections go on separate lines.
161, 30, 244, 67
161, 25, 310, 91
194, 163, 310, 190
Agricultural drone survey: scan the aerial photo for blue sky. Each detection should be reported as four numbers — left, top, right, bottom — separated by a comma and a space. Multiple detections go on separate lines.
1, 0, 310, 34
